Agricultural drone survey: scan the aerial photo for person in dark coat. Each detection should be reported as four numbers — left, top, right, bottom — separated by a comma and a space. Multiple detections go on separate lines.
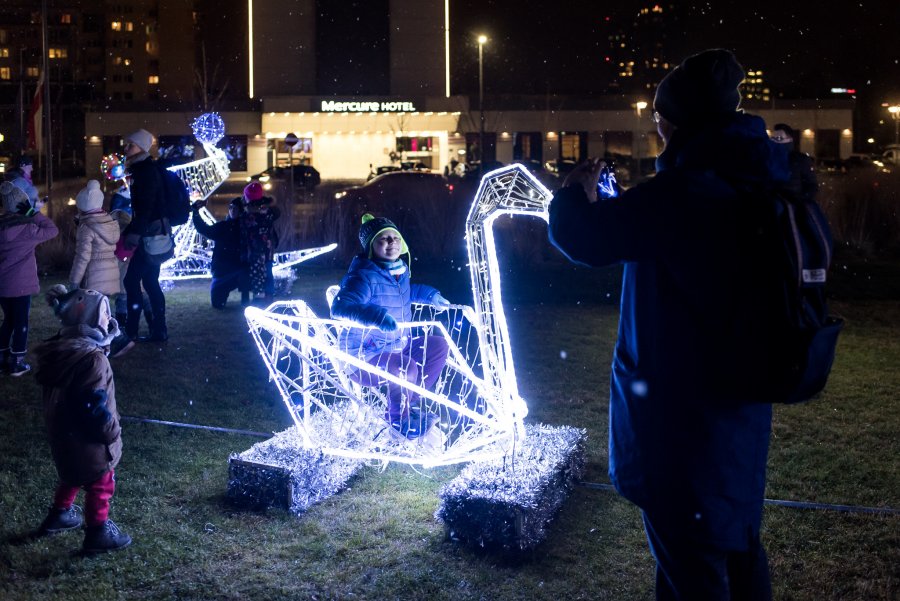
192, 197, 249, 308
239, 182, 280, 303
770, 122, 818, 202
331, 214, 451, 439
548, 49, 788, 600
33, 285, 131, 553
121, 128, 169, 342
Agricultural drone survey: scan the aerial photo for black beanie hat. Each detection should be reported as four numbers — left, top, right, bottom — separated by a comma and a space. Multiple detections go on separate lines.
653, 48, 745, 128
358, 213, 408, 257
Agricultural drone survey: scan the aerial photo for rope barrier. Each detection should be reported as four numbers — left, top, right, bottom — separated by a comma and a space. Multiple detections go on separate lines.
121, 416, 899, 517
120, 415, 272, 438
578, 481, 900, 516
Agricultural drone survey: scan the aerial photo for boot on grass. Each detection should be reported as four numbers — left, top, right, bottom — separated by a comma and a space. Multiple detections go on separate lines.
36, 505, 83, 536
83, 519, 131, 554
8, 354, 31, 377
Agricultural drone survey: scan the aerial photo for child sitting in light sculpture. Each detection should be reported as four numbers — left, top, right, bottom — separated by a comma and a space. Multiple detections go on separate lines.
331, 214, 452, 439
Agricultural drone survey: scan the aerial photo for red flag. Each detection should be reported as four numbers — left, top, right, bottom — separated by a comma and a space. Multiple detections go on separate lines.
26, 70, 44, 152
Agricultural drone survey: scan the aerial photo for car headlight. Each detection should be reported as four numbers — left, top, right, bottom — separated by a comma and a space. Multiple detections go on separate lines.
263, 183, 272, 191
334, 191, 347, 199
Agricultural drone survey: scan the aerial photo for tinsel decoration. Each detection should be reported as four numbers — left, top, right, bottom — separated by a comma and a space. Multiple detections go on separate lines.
436, 423, 586, 552
101, 153, 126, 181
191, 112, 226, 145
228, 427, 364, 515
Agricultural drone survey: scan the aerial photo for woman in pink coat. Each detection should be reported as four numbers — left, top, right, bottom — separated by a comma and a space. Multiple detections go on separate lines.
0, 179, 59, 376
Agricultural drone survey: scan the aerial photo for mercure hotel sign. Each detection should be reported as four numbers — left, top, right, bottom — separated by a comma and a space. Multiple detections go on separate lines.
320, 100, 418, 113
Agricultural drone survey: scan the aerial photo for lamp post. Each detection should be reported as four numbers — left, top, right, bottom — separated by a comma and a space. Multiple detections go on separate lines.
477, 34, 487, 176
888, 105, 900, 146
634, 101, 647, 180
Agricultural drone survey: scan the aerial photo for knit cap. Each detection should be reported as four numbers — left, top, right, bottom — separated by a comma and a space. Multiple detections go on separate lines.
0, 180, 30, 213
76, 179, 105, 212
125, 128, 154, 153
358, 213, 408, 256
46, 285, 109, 329
243, 182, 264, 202
653, 48, 745, 129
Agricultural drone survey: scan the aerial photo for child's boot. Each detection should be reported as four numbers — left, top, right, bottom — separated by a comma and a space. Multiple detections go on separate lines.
8, 353, 31, 377
36, 505, 83, 536
83, 519, 131, 554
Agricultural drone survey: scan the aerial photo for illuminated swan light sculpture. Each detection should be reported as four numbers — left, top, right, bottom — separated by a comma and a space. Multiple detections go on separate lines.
243, 164, 555, 468
159, 113, 336, 284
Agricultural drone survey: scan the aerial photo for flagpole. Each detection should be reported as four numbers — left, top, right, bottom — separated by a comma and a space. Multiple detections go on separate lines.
42, 0, 53, 213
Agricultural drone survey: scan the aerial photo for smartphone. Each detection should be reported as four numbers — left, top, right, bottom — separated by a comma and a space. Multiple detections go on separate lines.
597, 162, 619, 199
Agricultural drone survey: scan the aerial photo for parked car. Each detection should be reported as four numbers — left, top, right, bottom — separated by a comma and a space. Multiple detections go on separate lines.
366, 161, 430, 181
335, 170, 450, 202
247, 165, 321, 190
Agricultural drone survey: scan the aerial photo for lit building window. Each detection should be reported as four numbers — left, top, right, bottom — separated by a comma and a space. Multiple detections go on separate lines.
148, 75, 159, 84
113, 56, 123, 65
49, 48, 68, 59
111, 21, 122, 31
26, 66, 39, 77
0, 48, 8, 58
125, 22, 133, 31
0, 67, 10, 80
60, 13, 72, 24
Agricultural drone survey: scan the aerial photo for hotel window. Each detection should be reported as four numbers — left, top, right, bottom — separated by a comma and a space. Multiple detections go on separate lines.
0, 48, 8, 58
125, 22, 134, 32
0, 67, 10, 80
60, 14, 72, 24
26, 66, 39, 77
49, 48, 68, 59
111, 21, 122, 31
148, 75, 159, 84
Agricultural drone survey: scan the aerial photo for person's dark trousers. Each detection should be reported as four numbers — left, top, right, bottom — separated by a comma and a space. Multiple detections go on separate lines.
124, 246, 166, 339
210, 268, 249, 309
642, 512, 772, 601
0, 295, 31, 356
350, 335, 450, 422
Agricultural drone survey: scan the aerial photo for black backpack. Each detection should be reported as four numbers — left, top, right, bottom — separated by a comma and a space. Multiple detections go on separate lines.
157, 163, 191, 226
742, 186, 844, 404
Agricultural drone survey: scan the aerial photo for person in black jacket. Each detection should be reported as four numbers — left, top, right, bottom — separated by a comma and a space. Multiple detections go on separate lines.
191, 197, 249, 308
121, 128, 169, 343
549, 49, 788, 600
771, 122, 818, 202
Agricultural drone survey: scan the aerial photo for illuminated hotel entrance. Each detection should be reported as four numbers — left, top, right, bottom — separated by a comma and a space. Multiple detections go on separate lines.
261, 99, 463, 180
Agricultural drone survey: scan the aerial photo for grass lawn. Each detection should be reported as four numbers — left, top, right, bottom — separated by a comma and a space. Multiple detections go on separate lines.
1, 259, 897, 601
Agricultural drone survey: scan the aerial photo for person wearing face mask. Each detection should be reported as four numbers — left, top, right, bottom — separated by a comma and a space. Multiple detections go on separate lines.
331, 213, 452, 439
770, 122, 818, 203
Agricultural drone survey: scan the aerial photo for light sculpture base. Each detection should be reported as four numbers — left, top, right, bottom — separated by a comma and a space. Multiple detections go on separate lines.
436, 423, 586, 552
227, 428, 364, 514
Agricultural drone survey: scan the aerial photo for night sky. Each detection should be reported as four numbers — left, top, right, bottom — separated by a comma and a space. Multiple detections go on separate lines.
451, 1, 900, 112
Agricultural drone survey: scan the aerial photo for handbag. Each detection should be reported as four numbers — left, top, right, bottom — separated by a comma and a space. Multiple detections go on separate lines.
141, 219, 174, 266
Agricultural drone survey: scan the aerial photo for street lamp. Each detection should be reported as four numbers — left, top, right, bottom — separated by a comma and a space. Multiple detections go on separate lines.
634, 101, 648, 180
477, 34, 487, 175
887, 105, 900, 146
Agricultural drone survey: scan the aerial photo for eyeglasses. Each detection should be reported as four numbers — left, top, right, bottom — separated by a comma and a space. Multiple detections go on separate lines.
770, 135, 791, 143
650, 110, 661, 124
